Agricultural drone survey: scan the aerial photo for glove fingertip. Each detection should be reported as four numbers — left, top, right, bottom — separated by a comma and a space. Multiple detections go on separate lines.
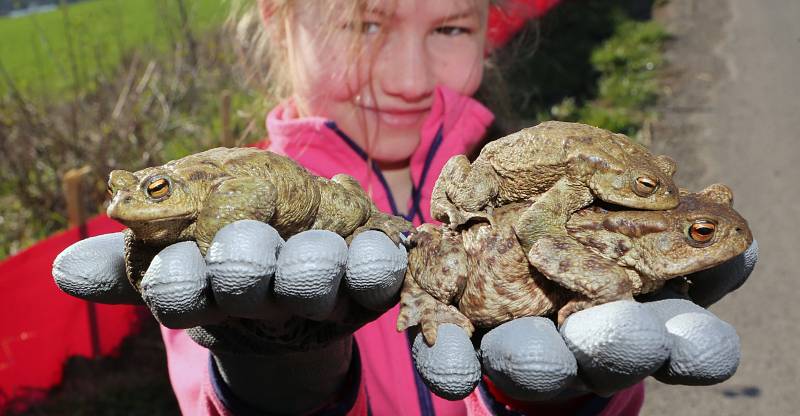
688, 239, 759, 307
142, 242, 223, 328
207, 221, 282, 318
481, 317, 577, 401
561, 301, 670, 394
345, 230, 407, 311
741, 240, 758, 281
275, 230, 347, 320
412, 324, 481, 400
52, 232, 142, 304
655, 312, 740, 385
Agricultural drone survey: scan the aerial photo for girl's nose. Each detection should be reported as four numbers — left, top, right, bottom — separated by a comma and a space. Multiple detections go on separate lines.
377, 34, 434, 102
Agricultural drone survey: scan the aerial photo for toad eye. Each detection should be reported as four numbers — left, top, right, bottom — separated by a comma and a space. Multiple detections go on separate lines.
633, 176, 659, 196
688, 221, 716, 244
146, 177, 171, 200
107, 182, 114, 197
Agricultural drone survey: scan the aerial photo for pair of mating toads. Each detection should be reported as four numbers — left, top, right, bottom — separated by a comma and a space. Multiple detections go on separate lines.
107, 121, 752, 348
397, 121, 752, 346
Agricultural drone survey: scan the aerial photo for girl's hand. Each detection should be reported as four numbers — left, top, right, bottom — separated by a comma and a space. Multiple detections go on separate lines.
53, 220, 407, 413
52, 220, 407, 355
411, 242, 758, 401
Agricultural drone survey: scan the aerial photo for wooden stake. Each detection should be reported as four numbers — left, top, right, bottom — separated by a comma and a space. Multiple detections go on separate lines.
62, 165, 92, 229
61, 165, 100, 357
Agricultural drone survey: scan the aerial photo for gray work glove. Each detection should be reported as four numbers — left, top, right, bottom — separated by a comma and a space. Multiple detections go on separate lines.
411, 241, 758, 401
52, 220, 407, 414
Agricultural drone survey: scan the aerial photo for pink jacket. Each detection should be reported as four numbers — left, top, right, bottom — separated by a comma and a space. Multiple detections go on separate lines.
160, 86, 644, 415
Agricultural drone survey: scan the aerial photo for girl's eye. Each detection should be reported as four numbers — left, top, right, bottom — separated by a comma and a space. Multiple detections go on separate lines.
343, 21, 381, 35
361, 21, 381, 35
434, 26, 472, 36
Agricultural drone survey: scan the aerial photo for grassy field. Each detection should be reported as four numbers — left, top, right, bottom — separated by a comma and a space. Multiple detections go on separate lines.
0, 0, 230, 96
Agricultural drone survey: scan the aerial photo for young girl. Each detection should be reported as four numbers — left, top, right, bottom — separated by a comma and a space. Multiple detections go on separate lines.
156, 0, 648, 415
49, 0, 757, 413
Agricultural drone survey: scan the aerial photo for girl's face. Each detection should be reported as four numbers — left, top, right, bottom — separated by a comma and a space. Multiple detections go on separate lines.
286, 0, 488, 165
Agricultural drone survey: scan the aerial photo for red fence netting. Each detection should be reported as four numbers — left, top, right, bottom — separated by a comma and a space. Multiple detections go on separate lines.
0, 215, 141, 410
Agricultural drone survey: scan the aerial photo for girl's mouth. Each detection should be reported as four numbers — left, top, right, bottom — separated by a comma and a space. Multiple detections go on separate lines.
360, 106, 430, 127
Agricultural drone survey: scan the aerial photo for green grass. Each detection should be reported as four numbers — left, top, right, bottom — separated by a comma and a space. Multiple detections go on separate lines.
0, 0, 230, 96
566, 17, 667, 135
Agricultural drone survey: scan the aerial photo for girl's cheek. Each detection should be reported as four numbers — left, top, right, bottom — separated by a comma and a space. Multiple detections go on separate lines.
304, 47, 362, 103
430, 40, 484, 96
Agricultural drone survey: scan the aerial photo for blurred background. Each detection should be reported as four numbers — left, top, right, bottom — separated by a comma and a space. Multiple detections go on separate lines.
0, 0, 797, 414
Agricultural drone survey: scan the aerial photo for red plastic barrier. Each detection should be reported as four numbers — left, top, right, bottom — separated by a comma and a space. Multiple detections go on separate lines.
0, 215, 141, 410
487, 0, 561, 47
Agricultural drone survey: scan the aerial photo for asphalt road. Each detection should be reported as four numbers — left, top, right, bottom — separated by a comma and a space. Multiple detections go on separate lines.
642, 0, 800, 414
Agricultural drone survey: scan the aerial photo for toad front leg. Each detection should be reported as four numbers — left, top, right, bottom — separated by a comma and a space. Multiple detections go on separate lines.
353, 210, 414, 246
431, 155, 500, 229
313, 174, 413, 245
514, 177, 633, 318
397, 225, 474, 345
397, 275, 474, 346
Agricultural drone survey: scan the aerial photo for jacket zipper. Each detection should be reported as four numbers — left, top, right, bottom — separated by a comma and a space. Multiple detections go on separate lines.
325, 121, 438, 416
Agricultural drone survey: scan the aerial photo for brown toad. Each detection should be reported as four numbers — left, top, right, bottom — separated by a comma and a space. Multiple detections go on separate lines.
399, 184, 752, 345
431, 121, 680, 307
107, 147, 413, 290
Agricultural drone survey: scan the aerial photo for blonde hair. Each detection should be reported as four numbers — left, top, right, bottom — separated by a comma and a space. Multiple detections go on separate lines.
228, 1, 376, 103
226, 0, 289, 102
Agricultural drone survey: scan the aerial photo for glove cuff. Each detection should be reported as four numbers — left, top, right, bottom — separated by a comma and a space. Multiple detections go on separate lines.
209, 338, 363, 415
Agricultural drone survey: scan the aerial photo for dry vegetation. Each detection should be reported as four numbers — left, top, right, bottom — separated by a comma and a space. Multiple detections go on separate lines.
0, 20, 267, 259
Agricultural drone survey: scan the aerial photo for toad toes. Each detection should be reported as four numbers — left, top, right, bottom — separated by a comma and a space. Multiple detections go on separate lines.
431, 121, 680, 309
107, 147, 413, 290
399, 184, 752, 345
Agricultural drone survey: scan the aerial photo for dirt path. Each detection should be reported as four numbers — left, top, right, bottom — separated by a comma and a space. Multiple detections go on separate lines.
643, 0, 800, 414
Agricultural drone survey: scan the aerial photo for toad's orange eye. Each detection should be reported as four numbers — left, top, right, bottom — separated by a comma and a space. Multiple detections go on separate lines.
689, 221, 716, 244
107, 183, 114, 197
146, 177, 171, 200
633, 176, 659, 196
